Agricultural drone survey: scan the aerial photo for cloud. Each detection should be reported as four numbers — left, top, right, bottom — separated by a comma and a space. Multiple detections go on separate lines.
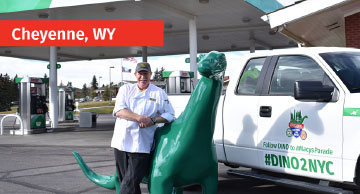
58, 58, 125, 87
0, 57, 48, 77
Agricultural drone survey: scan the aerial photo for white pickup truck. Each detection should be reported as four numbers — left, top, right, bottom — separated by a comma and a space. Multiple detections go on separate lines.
213, 47, 360, 189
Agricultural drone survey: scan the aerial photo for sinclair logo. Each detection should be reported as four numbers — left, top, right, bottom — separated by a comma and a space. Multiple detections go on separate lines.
286, 110, 308, 140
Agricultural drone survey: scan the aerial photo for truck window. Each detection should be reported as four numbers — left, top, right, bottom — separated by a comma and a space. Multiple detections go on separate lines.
269, 55, 333, 95
237, 57, 266, 95
320, 52, 360, 93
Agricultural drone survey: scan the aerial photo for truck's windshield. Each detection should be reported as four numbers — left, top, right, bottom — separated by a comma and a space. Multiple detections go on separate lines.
320, 52, 360, 93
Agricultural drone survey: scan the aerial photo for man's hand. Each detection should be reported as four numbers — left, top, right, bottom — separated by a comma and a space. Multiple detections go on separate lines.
137, 116, 153, 128
115, 109, 154, 128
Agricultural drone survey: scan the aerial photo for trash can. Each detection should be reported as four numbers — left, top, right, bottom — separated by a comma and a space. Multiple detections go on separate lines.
91, 112, 97, 128
79, 112, 97, 128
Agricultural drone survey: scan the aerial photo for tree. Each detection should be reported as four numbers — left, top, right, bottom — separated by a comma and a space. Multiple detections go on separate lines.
0, 74, 18, 111
44, 73, 49, 99
159, 67, 165, 80
10, 75, 18, 105
90, 88, 97, 99
109, 82, 115, 99
153, 68, 160, 81
103, 85, 110, 101
81, 84, 89, 98
13, 74, 18, 85
74, 88, 80, 99
153, 67, 165, 81
0, 74, 10, 111
91, 75, 98, 90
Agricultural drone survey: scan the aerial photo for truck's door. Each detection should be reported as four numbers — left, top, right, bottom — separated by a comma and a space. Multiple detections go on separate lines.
256, 55, 344, 181
222, 57, 270, 167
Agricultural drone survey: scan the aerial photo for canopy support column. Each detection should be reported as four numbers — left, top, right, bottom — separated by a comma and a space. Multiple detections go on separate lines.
189, 17, 198, 88
49, 46, 58, 129
142, 46, 148, 62
249, 31, 256, 53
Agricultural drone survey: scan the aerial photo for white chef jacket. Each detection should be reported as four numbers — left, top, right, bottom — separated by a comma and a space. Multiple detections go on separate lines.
111, 83, 175, 153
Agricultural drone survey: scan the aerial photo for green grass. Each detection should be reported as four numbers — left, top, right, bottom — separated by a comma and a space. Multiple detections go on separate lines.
78, 101, 115, 108
80, 107, 114, 114
0, 106, 17, 114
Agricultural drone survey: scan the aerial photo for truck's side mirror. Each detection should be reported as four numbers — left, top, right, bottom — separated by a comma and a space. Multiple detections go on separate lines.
294, 81, 334, 101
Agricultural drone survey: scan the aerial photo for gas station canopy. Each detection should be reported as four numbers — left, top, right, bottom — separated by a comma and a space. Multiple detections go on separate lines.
0, 0, 298, 129
0, 0, 295, 62
258, 0, 359, 47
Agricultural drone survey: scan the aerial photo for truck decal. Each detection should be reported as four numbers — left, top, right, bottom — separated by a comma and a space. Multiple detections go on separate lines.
264, 153, 334, 175
262, 141, 333, 156
287, 110, 308, 140
343, 108, 360, 117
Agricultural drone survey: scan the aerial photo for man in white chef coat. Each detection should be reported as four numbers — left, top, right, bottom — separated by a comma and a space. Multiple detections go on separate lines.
111, 62, 175, 194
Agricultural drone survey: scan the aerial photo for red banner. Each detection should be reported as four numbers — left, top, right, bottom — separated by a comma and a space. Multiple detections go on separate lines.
0, 20, 163, 46
289, 122, 304, 129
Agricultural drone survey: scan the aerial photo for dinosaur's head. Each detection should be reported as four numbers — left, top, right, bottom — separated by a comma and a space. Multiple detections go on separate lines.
198, 51, 227, 79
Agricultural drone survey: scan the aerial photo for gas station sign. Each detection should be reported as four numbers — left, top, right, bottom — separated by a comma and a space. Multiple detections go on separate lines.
47, 64, 61, 69
185, 54, 206, 63
185, 57, 199, 63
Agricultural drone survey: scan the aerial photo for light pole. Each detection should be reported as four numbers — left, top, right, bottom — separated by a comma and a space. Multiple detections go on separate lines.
98, 76, 102, 98
98, 76, 102, 88
109, 66, 114, 102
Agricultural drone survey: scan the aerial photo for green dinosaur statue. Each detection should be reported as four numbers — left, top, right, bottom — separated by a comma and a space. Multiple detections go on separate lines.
73, 51, 227, 194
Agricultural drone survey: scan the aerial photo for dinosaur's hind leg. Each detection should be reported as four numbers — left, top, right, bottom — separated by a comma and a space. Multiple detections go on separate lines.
149, 176, 174, 194
148, 179, 182, 194
200, 173, 218, 194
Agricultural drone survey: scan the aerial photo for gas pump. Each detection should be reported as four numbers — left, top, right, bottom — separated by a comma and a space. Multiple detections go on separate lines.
163, 71, 194, 94
58, 87, 75, 121
15, 77, 48, 134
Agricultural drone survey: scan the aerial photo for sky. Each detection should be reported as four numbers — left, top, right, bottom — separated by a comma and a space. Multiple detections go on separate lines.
0, 51, 248, 88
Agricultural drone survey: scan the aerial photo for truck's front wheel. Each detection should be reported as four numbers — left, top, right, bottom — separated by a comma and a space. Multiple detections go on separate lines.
354, 156, 360, 186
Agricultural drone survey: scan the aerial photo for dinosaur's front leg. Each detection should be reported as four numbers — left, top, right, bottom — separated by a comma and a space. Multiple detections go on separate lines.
172, 187, 183, 194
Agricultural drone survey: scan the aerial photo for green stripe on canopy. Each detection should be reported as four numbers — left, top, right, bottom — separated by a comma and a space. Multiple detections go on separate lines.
0, 0, 128, 14
245, 0, 285, 13
0, 0, 52, 14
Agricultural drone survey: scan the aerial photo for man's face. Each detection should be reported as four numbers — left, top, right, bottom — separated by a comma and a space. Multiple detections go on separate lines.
135, 71, 152, 90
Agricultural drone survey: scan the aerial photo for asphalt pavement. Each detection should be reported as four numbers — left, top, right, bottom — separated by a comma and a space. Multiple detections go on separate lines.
0, 114, 316, 194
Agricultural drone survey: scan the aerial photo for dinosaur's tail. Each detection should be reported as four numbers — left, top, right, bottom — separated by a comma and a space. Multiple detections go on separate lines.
72, 152, 119, 191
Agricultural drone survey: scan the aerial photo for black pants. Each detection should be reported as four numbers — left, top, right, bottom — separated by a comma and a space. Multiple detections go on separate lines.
114, 149, 150, 194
